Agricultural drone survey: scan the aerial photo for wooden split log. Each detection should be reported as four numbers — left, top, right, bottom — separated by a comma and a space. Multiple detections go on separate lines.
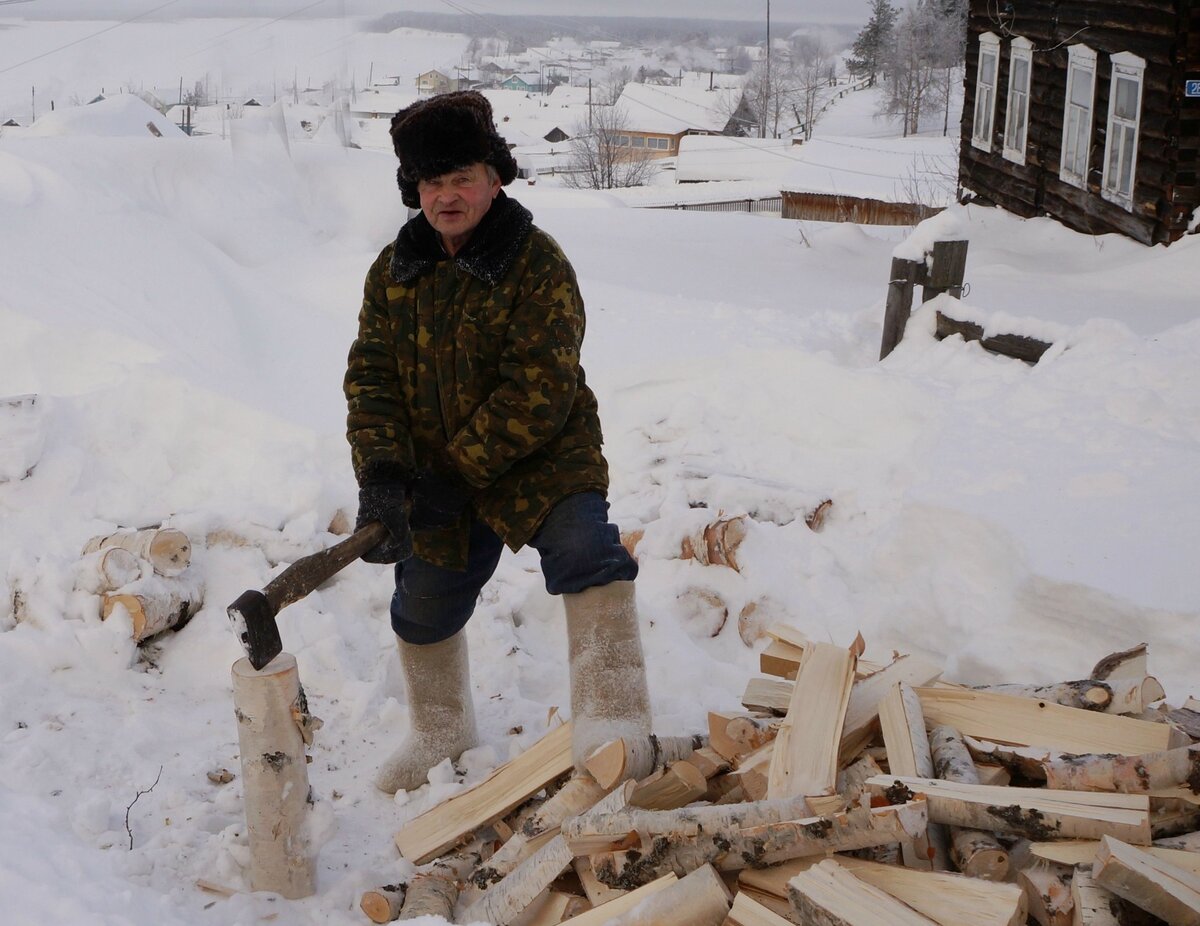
1091, 643, 1148, 681
575, 856, 625, 907
725, 891, 797, 926
559, 872, 677, 925
972, 680, 1116, 712
681, 516, 749, 571
1018, 861, 1075, 926
839, 653, 943, 762
839, 857, 1027, 926
460, 834, 573, 926
758, 629, 887, 681
630, 760, 708, 810
788, 858, 939, 925
231, 654, 315, 899
1156, 831, 1200, 852
360, 884, 406, 923
708, 712, 777, 761
601, 864, 730, 926
395, 722, 574, 864
1043, 744, 1200, 795
867, 775, 1153, 844
741, 676, 792, 715
1070, 866, 1121, 926
1030, 840, 1200, 876
689, 745, 731, 781
82, 527, 191, 577
930, 724, 1010, 881
584, 734, 705, 789
964, 736, 1056, 782
1092, 835, 1200, 926
767, 640, 856, 799
74, 547, 144, 595
1153, 799, 1200, 839
588, 801, 929, 886
879, 682, 950, 870
102, 574, 203, 642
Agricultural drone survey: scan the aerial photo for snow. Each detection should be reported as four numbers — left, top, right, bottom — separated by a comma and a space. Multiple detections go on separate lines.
780, 134, 959, 205
2, 17, 1200, 926
614, 82, 743, 134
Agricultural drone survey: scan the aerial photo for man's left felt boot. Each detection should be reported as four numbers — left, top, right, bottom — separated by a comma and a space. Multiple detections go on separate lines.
563, 580, 652, 767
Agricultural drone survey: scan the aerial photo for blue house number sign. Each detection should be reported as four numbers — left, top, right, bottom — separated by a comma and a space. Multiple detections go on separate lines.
1188, 79, 1200, 98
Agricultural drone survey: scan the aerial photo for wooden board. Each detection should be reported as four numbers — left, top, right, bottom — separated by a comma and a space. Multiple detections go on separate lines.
916, 687, 1173, 756
394, 722, 574, 864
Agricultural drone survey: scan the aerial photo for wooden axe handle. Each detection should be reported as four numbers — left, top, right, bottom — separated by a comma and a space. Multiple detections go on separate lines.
263, 521, 387, 614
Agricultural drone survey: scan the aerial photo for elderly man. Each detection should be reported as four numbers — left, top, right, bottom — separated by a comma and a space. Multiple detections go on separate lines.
344, 91, 651, 793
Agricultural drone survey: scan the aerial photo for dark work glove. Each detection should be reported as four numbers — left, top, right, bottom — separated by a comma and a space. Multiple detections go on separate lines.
409, 465, 474, 530
355, 481, 412, 564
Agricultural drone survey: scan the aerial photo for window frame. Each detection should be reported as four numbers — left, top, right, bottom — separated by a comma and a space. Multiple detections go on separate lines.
1060, 44, 1097, 189
1002, 37, 1033, 165
972, 32, 1001, 152
1100, 51, 1146, 212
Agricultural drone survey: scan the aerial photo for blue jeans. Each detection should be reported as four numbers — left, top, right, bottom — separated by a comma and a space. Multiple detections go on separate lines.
390, 491, 638, 644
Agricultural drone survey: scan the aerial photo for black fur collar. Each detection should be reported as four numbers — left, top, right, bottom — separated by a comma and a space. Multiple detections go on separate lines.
388, 192, 534, 286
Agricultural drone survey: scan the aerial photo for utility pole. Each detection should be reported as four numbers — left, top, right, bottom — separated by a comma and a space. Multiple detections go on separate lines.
763, 0, 771, 138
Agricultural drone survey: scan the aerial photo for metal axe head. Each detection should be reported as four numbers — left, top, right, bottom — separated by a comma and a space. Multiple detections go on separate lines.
227, 590, 282, 670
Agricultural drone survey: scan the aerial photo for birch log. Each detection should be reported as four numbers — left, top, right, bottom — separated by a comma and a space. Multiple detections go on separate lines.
585, 735, 705, 789
231, 654, 315, 899
930, 724, 1009, 881
972, 680, 1115, 712
629, 760, 708, 810
460, 835, 573, 926
82, 528, 191, 577
1043, 744, 1200, 795
360, 885, 406, 923
102, 582, 202, 642
401, 841, 487, 921
1070, 866, 1121, 926
74, 548, 144, 594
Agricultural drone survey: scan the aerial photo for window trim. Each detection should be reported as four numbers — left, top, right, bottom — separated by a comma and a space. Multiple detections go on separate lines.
1059, 44, 1097, 189
1002, 37, 1033, 165
972, 32, 1001, 152
1100, 51, 1146, 212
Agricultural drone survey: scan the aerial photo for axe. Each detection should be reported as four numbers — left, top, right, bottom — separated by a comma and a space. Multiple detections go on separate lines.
227, 521, 387, 670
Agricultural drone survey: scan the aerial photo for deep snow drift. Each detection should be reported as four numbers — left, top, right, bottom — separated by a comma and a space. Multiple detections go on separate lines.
2, 87, 1198, 926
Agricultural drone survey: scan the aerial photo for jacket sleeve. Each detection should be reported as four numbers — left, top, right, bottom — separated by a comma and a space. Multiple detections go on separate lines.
343, 249, 416, 485
445, 241, 585, 487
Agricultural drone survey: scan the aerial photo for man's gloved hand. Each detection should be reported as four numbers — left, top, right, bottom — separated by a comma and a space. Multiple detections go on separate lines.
409, 464, 474, 530
356, 481, 412, 563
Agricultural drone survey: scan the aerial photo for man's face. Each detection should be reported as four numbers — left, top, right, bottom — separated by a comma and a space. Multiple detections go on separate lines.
417, 162, 502, 255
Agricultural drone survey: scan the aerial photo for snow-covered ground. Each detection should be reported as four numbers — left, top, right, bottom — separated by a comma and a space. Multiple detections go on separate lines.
2, 22, 1199, 926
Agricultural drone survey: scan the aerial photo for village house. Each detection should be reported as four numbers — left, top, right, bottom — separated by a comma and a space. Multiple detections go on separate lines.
415, 69, 452, 96
610, 83, 751, 158
959, 0, 1200, 245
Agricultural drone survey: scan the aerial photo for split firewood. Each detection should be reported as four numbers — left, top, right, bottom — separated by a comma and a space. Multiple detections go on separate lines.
916, 687, 1176, 756
395, 722, 574, 864
587, 801, 929, 886
1093, 835, 1200, 926
787, 858, 939, 925
1153, 799, 1200, 839
1043, 743, 1200, 797
879, 682, 950, 870
584, 734, 705, 789
838, 857, 1027, 926
460, 834, 574, 926
741, 676, 792, 715
74, 547, 144, 595
621, 515, 749, 571
630, 760, 708, 810
101, 571, 204, 642
1091, 643, 1148, 681
1018, 861, 1075, 926
724, 891, 797, 926
1030, 839, 1200, 875
974, 763, 1012, 787
559, 873, 678, 925
82, 527, 191, 577
930, 724, 1010, 881
972, 680, 1117, 712
767, 641, 856, 799
360, 884, 406, 923
758, 629, 887, 680
1166, 706, 1200, 741
836, 754, 883, 807
1070, 866, 1121, 926
963, 736, 1056, 782
509, 891, 589, 925
722, 739, 774, 802
1157, 831, 1200, 852
688, 745, 731, 781
868, 775, 1153, 843
708, 712, 778, 761
602, 863, 730, 926
574, 856, 625, 907
840, 653, 943, 762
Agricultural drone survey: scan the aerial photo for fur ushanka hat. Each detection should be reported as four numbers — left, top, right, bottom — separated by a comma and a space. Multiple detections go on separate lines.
389, 91, 519, 209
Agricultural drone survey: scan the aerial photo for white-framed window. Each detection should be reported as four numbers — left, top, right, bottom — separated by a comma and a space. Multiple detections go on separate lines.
1101, 51, 1146, 211
1002, 37, 1033, 164
972, 32, 1001, 151
1060, 44, 1097, 188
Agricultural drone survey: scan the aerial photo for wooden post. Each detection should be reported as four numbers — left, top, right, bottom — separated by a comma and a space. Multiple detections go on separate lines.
880, 256, 922, 359
231, 654, 315, 899
922, 239, 969, 301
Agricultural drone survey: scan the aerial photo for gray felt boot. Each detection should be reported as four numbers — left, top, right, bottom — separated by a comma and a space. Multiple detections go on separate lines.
375, 631, 479, 794
563, 580, 652, 767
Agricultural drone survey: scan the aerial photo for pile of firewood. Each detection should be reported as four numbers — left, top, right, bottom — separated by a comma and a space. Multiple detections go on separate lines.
361, 626, 1200, 926
78, 526, 202, 641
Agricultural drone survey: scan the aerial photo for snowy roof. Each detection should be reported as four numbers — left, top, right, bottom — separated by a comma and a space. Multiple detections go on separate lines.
547, 85, 592, 107
350, 88, 419, 116
614, 83, 742, 135
27, 95, 185, 139
676, 136, 809, 183
779, 135, 959, 205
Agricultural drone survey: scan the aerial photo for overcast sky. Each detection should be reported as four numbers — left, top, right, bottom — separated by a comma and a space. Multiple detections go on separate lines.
2, 0, 860, 26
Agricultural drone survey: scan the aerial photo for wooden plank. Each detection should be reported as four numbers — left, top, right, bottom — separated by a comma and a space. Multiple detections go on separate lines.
935, 312, 1052, 364
837, 857, 1027, 926
1092, 836, 1200, 925
767, 641, 856, 799
788, 858, 939, 925
916, 687, 1174, 756
868, 776, 1153, 844
394, 722, 573, 864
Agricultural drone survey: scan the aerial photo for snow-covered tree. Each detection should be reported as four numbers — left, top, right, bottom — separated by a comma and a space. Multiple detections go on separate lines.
848, 0, 898, 87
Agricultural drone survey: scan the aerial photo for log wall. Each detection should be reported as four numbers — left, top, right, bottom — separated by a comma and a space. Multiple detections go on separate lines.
959, 0, 1200, 246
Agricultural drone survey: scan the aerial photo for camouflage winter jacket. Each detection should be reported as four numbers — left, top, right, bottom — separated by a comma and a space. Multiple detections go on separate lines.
344, 192, 608, 570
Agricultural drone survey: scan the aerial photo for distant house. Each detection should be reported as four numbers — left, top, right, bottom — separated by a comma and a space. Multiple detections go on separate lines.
959, 0, 1200, 245
415, 70, 452, 96
244, 98, 263, 107
610, 83, 750, 158
500, 73, 542, 94
2, 118, 19, 127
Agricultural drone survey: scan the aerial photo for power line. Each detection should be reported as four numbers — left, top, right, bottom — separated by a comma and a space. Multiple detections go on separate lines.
0, 0, 186, 76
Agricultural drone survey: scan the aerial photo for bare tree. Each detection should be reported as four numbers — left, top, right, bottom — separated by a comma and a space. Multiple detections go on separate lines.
562, 105, 657, 190
601, 66, 633, 105
880, 0, 966, 136
743, 59, 794, 138
790, 39, 832, 140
